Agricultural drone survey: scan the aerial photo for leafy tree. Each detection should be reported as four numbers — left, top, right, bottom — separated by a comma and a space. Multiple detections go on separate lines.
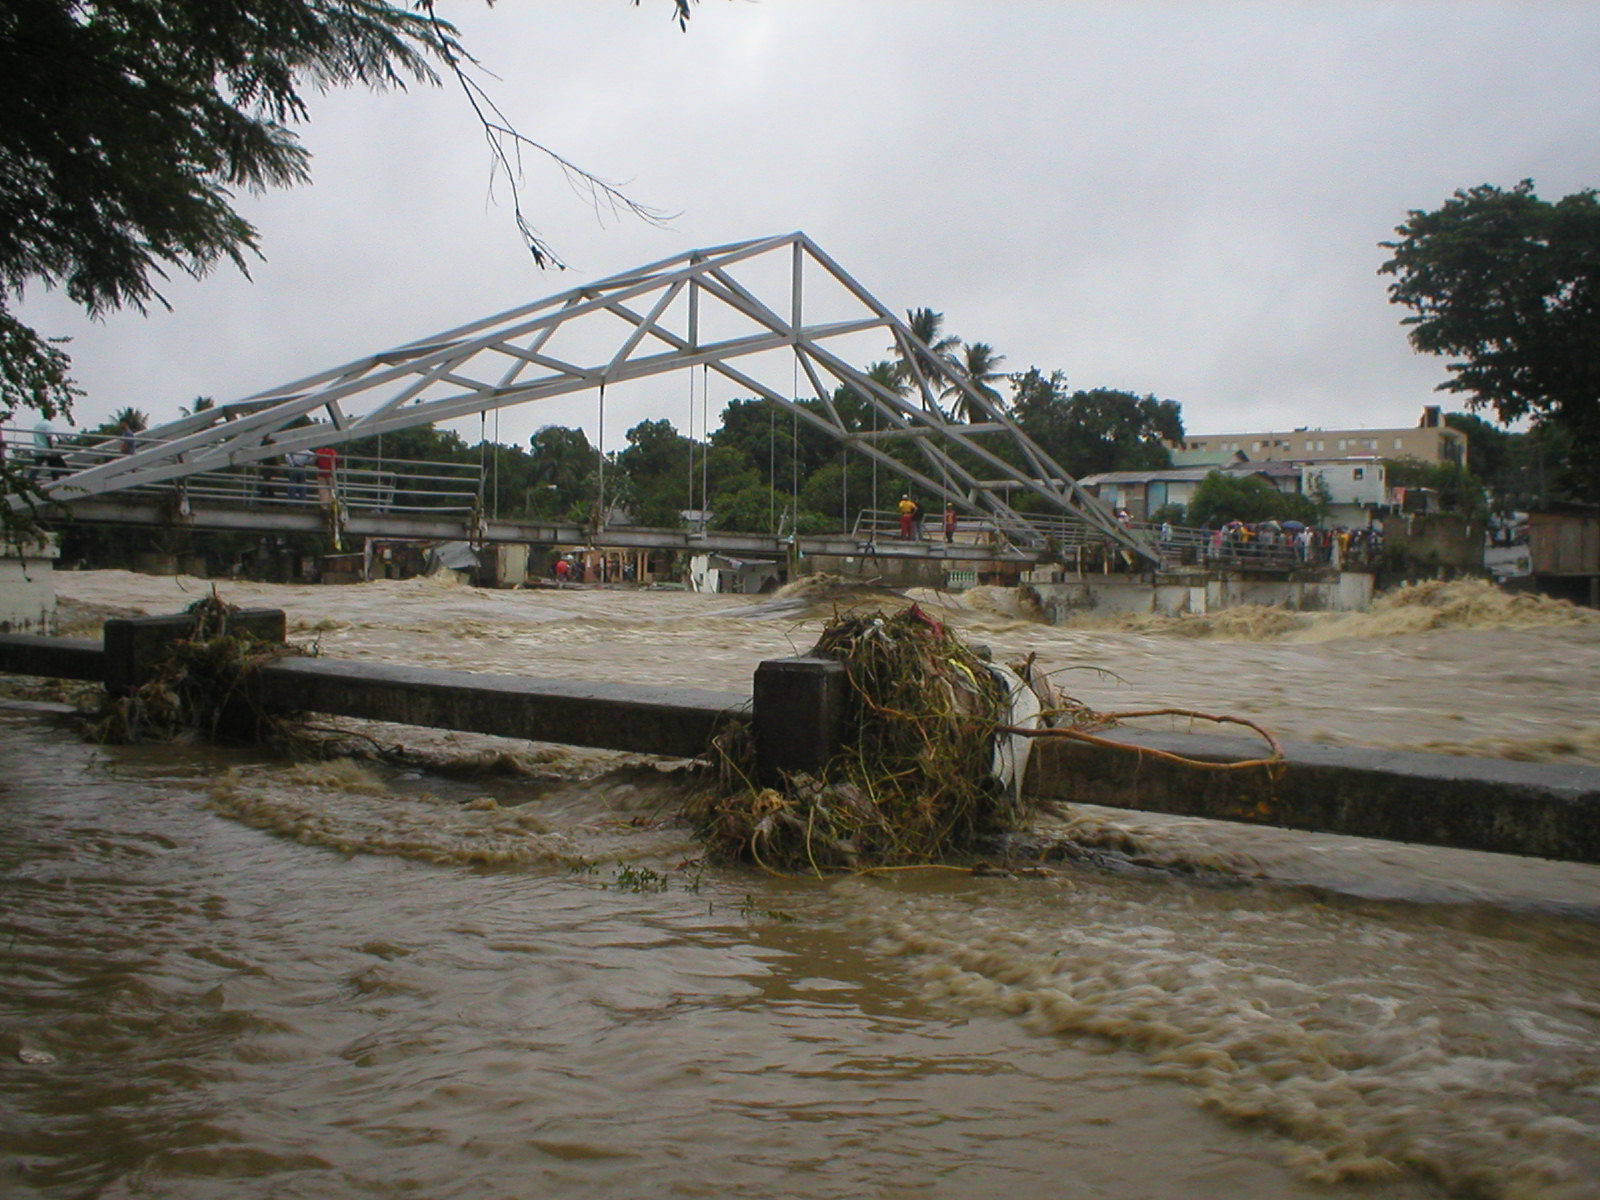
709, 397, 836, 497
0, 0, 696, 533
1186, 472, 1317, 528
525, 424, 597, 519
615, 417, 692, 527
1009, 370, 1184, 480
1382, 456, 1488, 520
1380, 181, 1600, 500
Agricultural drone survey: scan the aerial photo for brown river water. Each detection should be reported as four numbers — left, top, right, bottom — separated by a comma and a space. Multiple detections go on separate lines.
4, 571, 1600, 1199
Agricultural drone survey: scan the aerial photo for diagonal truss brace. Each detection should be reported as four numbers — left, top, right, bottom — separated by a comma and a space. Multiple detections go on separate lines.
24, 232, 1154, 561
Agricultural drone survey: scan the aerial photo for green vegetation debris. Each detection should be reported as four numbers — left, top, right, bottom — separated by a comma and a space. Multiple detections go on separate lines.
689, 604, 1029, 873
92, 592, 297, 745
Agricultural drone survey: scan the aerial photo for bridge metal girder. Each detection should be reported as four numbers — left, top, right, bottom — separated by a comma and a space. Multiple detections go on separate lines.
26, 232, 1153, 561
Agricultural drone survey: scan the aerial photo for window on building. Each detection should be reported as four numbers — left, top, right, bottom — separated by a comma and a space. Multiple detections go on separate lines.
1337, 439, 1348, 450
1394, 438, 1403, 450
1353, 467, 1365, 480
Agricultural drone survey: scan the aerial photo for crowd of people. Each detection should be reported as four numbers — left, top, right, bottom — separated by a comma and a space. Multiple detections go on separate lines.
1170, 519, 1384, 568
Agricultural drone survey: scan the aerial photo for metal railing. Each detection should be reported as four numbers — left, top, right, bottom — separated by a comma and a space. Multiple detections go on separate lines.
850, 507, 1013, 547
3, 426, 483, 515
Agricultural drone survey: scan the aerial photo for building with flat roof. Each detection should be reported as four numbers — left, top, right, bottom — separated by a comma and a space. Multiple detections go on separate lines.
1172, 406, 1466, 469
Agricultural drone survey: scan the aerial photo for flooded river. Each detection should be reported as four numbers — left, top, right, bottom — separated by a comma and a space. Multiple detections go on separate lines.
4, 572, 1600, 1198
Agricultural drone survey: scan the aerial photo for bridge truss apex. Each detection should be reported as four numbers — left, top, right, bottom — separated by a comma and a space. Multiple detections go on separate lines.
25, 232, 1154, 563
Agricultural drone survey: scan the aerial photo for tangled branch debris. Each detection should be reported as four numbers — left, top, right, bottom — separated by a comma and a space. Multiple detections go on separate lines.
689, 604, 1023, 872
690, 605, 1285, 875
92, 593, 298, 745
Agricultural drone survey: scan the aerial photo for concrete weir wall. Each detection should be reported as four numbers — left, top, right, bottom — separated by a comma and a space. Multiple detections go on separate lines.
3, 615, 1600, 865
1028, 571, 1374, 621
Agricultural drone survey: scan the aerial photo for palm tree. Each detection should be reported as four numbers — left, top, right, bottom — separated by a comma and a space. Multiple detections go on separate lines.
180, 395, 216, 417
109, 406, 148, 433
894, 307, 960, 401
942, 342, 1007, 422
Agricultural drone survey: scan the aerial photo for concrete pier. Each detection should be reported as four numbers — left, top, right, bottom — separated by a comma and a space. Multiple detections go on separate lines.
3, 619, 1600, 865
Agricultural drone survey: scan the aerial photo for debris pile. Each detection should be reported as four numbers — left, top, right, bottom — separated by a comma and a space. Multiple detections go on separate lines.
93, 593, 294, 744
690, 604, 1034, 872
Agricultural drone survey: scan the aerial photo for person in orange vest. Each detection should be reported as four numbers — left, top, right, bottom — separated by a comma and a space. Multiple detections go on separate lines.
943, 503, 957, 543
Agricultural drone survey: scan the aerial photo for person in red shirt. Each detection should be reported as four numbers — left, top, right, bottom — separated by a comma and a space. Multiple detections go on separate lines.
314, 446, 338, 504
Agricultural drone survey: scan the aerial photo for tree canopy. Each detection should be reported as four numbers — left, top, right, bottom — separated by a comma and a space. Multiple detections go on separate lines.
1009, 369, 1183, 481
1380, 181, 1600, 500
0, 1, 698, 537
1185, 472, 1318, 529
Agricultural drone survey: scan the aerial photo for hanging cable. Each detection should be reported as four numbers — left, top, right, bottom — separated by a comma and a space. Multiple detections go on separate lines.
478, 410, 488, 509
687, 363, 696, 518
871, 399, 879, 534
791, 352, 800, 537
701, 365, 709, 528
595, 382, 606, 533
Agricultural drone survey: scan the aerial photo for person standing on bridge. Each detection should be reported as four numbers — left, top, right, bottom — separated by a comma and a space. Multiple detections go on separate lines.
285, 448, 313, 501
943, 503, 957, 543
314, 446, 338, 505
897, 494, 916, 540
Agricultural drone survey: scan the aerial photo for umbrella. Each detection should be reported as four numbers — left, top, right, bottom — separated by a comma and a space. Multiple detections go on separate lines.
1280, 520, 1306, 531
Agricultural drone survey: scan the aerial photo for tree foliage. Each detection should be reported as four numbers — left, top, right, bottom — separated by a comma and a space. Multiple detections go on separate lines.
942, 341, 1006, 422
0, 2, 696, 427
1380, 181, 1600, 499
1382, 456, 1488, 520
1, 1, 451, 326
1009, 369, 1183, 480
1185, 471, 1318, 529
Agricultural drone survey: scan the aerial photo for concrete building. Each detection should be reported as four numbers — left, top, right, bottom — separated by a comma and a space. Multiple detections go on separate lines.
1173, 406, 1467, 469
1079, 458, 1386, 529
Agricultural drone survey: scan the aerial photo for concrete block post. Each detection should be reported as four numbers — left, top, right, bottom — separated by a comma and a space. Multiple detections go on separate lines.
103, 608, 287, 696
753, 655, 850, 785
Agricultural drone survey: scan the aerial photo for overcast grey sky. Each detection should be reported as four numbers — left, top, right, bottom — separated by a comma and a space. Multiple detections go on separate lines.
17, 0, 1600, 451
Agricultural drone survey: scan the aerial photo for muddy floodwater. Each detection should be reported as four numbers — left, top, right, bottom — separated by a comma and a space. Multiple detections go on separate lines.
4, 571, 1600, 1199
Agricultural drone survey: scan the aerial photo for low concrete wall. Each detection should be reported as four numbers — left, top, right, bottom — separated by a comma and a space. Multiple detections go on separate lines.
5, 621, 1600, 865
1025, 728, 1600, 865
255, 657, 747, 758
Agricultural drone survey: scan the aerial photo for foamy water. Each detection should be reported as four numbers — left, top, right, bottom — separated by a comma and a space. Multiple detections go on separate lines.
3, 570, 1597, 1198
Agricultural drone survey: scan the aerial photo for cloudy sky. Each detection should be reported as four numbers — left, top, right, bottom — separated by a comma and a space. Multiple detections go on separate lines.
17, 0, 1600, 452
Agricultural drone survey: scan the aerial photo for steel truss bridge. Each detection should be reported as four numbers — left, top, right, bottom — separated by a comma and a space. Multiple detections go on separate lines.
11, 232, 1158, 567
